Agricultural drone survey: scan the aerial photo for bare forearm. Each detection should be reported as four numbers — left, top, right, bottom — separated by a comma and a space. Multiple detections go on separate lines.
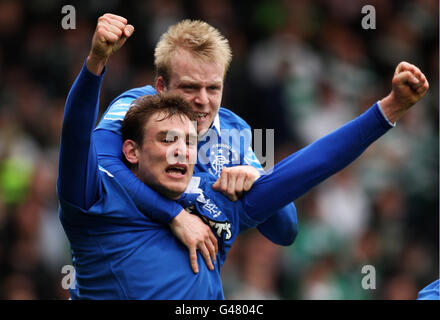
86, 55, 108, 76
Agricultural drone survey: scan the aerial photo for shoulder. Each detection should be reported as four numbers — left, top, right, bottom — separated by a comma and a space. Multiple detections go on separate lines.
105, 85, 157, 117
109, 85, 157, 107
194, 173, 233, 208
96, 86, 157, 132
191, 174, 255, 234
218, 108, 251, 131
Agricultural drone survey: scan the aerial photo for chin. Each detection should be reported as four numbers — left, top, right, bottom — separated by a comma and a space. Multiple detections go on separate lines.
162, 182, 188, 200
198, 125, 209, 136
197, 120, 212, 135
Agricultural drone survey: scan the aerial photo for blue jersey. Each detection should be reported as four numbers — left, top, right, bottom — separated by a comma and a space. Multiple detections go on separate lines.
58, 62, 392, 299
94, 84, 298, 245
60, 169, 248, 299
417, 280, 440, 300
57, 66, 260, 299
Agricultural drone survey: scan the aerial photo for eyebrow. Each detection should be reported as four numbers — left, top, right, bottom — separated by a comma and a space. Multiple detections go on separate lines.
157, 130, 197, 138
178, 79, 223, 87
157, 130, 180, 137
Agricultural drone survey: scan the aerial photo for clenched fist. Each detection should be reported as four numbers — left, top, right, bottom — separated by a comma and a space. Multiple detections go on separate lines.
86, 13, 134, 75
380, 62, 429, 123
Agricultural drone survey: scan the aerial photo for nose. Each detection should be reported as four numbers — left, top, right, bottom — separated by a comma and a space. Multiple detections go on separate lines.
173, 139, 188, 163
194, 88, 209, 106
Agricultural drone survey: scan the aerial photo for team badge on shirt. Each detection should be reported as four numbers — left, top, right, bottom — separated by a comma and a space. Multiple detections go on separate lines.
208, 143, 240, 177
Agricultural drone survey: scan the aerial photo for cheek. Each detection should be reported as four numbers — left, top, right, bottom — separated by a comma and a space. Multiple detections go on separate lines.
188, 148, 197, 163
210, 94, 222, 110
140, 148, 165, 172
173, 89, 193, 102
140, 155, 165, 184
151, 148, 169, 166
209, 96, 221, 115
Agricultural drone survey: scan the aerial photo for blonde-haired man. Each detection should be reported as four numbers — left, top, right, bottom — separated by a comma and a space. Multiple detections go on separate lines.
154, 19, 232, 94
93, 14, 298, 273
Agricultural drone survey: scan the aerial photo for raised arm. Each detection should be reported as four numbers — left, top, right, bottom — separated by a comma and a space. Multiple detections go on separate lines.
87, 14, 217, 273
57, 15, 133, 209
210, 124, 299, 245
57, 62, 104, 209
241, 62, 429, 223
212, 151, 298, 245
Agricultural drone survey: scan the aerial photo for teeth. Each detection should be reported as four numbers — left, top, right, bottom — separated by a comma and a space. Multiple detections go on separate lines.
196, 113, 208, 119
167, 166, 186, 174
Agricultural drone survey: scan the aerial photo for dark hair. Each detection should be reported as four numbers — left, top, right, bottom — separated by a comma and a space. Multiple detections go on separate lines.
121, 93, 197, 147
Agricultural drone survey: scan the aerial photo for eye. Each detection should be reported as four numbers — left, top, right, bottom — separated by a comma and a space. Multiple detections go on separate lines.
208, 85, 220, 91
181, 84, 196, 91
162, 136, 177, 144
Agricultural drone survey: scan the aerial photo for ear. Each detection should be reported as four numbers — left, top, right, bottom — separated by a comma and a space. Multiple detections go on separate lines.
122, 140, 139, 165
156, 76, 167, 93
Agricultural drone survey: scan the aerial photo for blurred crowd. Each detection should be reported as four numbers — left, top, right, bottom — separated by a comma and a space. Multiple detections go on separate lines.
0, 0, 438, 300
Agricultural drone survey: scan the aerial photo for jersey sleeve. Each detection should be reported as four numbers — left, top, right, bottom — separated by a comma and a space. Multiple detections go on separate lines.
243, 146, 264, 171
241, 102, 393, 223
256, 203, 298, 245
239, 117, 299, 245
95, 97, 134, 134
57, 61, 104, 210
93, 99, 184, 224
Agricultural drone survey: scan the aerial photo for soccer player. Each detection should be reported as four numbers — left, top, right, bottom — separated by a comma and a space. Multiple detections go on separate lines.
57, 15, 429, 299
92, 14, 299, 273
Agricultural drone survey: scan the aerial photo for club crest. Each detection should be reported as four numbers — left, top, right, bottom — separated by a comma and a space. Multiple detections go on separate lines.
208, 144, 239, 177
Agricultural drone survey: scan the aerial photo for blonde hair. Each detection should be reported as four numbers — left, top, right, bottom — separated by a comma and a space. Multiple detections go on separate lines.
154, 20, 232, 84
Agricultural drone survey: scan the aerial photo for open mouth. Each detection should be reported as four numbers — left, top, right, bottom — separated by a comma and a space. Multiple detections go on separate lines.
196, 112, 209, 121
165, 164, 188, 177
